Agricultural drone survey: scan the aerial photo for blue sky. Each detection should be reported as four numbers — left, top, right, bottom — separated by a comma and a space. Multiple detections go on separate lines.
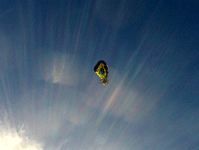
0, 0, 198, 149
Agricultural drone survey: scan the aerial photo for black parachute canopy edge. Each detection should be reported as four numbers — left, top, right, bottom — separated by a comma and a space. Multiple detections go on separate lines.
94, 60, 108, 72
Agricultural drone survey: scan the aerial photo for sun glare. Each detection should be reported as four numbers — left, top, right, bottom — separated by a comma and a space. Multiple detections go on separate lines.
0, 122, 43, 150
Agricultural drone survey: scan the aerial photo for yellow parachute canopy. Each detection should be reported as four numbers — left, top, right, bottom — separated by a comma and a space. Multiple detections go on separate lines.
94, 60, 109, 79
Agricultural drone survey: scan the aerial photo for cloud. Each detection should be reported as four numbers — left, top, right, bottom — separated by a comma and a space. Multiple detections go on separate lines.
0, 31, 15, 71
35, 50, 80, 86
0, 111, 43, 150
12, 83, 93, 147
86, 67, 160, 123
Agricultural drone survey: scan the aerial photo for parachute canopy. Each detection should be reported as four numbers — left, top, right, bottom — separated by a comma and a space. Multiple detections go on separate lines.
94, 60, 109, 79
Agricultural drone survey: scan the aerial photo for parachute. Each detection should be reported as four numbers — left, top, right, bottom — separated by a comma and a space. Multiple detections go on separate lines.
94, 60, 109, 85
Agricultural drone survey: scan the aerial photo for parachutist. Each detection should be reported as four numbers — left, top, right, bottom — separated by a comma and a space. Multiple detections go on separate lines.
99, 78, 109, 85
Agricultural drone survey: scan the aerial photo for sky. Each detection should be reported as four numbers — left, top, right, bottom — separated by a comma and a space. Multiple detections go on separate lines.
0, 0, 199, 149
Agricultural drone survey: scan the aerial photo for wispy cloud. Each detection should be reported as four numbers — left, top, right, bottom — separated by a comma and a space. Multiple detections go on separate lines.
35, 50, 80, 86
55, 139, 69, 150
